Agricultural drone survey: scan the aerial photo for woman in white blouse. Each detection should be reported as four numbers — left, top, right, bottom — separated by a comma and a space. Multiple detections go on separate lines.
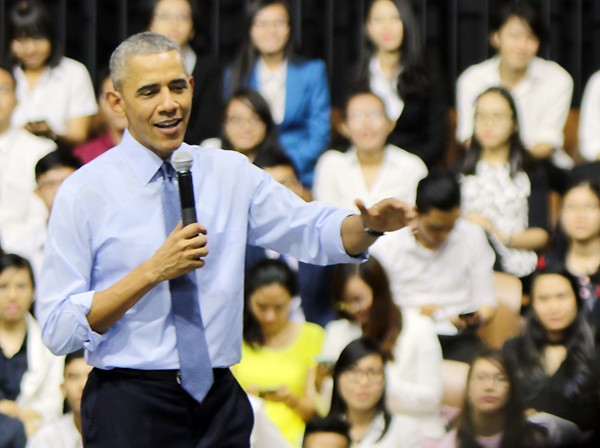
318, 257, 444, 440
313, 91, 427, 210
460, 86, 549, 280
6, 0, 97, 146
327, 337, 422, 448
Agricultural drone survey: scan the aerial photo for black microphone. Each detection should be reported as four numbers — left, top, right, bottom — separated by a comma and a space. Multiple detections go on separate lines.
172, 149, 197, 226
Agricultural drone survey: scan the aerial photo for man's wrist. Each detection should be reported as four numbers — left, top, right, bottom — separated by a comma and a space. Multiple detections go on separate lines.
363, 226, 385, 238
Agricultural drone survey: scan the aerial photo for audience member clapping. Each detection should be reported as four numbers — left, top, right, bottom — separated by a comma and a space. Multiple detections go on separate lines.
327, 337, 422, 448
313, 91, 427, 209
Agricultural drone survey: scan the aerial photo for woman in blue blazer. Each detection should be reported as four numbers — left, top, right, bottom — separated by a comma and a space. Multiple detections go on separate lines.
225, 0, 331, 187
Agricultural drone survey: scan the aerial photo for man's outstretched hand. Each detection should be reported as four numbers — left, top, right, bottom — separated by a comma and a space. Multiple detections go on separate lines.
355, 198, 415, 234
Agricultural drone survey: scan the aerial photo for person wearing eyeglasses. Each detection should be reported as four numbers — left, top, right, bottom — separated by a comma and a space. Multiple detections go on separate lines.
439, 349, 547, 448
224, 0, 331, 187
313, 91, 427, 210
328, 337, 422, 448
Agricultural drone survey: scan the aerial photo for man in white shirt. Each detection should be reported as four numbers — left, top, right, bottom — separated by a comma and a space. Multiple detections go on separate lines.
371, 171, 496, 363
0, 64, 55, 255
456, 1, 573, 174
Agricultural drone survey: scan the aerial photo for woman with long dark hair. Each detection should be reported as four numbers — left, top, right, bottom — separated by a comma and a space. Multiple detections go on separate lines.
460, 86, 549, 279
5, 0, 97, 146
439, 349, 546, 448
232, 259, 324, 446
328, 337, 422, 447
349, 0, 447, 167
224, 0, 331, 186
319, 257, 444, 440
503, 264, 600, 437
545, 179, 600, 329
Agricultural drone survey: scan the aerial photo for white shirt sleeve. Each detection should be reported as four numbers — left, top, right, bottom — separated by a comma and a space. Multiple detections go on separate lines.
579, 71, 600, 161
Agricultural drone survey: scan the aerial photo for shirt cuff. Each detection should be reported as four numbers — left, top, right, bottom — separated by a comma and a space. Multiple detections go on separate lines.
71, 291, 107, 351
321, 209, 368, 263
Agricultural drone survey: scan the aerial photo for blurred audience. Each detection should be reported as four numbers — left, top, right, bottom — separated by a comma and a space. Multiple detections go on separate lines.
503, 265, 600, 442
319, 257, 444, 439
439, 349, 547, 448
313, 91, 427, 209
73, 70, 127, 164
349, 0, 448, 167
460, 87, 549, 280
371, 171, 496, 363
232, 259, 324, 446
5, 0, 97, 147
579, 70, 600, 162
0, 64, 54, 258
302, 416, 350, 448
0, 254, 64, 437
225, 0, 331, 186
26, 349, 91, 448
327, 337, 422, 448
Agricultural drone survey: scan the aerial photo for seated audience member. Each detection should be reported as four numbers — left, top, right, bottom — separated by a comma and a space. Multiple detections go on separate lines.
231, 259, 324, 446
347, 0, 448, 167
203, 88, 287, 167
456, 1, 574, 176
0, 64, 54, 257
503, 265, 600, 439
460, 87, 549, 280
224, 0, 331, 186
327, 337, 422, 448
371, 170, 496, 363
0, 254, 64, 437
26, 349, 91, 448
0, 413, 26, 448
146, 0, 222, 144
319, 257, 444, 439
6, 0, 97, 147
313, 91, 427, 209
251, 151, 335, 326
303, 416, 351, 448
579, 70, 600, 162
13, 151, 81, 279
439, 349, 547, 448
545, 179, 600, 329
73, 70, 127, 164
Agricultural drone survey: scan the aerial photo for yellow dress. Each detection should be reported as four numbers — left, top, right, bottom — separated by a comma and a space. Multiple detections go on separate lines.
232, 322, 324, 446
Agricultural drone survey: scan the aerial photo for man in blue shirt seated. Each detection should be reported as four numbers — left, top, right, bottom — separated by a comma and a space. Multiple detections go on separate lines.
36, 31, 413, 447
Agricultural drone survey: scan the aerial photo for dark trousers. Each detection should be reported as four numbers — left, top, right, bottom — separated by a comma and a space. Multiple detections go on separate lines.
81, 367, 253, 448
438, 332, 484, 364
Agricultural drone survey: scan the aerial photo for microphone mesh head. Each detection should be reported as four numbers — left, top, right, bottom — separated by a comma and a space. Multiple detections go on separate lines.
172, 149, 194, 172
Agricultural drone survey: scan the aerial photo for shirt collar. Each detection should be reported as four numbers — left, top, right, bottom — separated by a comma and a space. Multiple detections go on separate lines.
118, 128, 181, 185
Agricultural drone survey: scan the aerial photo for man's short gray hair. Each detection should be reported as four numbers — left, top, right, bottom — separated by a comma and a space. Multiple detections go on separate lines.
110, 32, 183, 91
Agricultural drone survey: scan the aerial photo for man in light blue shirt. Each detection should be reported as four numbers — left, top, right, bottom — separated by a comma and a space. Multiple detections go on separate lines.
36, 32, 413, 447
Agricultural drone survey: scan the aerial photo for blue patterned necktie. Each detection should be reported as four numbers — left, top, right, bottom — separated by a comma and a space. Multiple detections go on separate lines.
159, 162, 213, 402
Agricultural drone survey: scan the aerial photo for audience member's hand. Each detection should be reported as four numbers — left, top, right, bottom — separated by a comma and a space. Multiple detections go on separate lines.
25, 120, 57, 140
528, 143, 554, 160
450, 311, 482, 331
0, 399, 20, 418
315, 361, 333, 393
150, 222, 208, 282
420, 304, 443, 319
355, 198, 415, 234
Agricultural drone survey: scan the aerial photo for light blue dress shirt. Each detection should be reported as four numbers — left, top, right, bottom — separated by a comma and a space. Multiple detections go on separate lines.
36, 130, 361, 370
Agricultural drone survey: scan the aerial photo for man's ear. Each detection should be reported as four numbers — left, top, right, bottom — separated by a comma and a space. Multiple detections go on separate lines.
106, 90, 126, 118
188, 75, 195, 91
